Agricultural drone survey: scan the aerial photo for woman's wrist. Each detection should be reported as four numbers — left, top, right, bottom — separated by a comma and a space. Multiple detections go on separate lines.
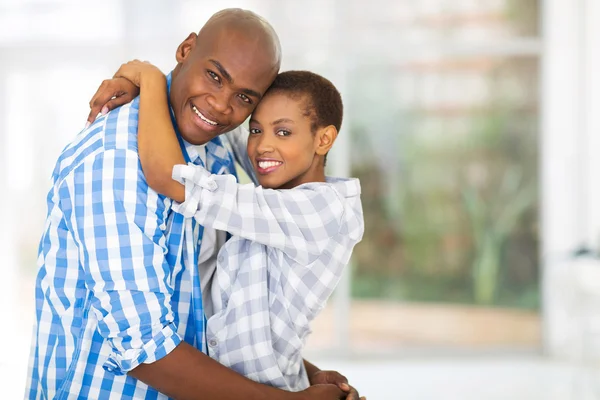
140, 70, 167, 90
303, 359, 321, 383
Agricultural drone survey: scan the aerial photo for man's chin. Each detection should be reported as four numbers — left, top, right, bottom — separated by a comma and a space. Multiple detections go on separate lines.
179, 130, 215, 146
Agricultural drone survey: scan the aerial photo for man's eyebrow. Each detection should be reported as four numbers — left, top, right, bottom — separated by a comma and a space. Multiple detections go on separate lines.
209, 59, 232, 83
209, 59, 263, 100
241, 88, 262, 100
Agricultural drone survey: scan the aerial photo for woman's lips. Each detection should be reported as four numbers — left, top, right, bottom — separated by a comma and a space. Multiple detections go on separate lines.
256, 159, 283, 174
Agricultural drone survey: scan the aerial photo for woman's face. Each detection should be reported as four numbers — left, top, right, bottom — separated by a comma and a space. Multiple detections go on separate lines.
247, 92, 322, 189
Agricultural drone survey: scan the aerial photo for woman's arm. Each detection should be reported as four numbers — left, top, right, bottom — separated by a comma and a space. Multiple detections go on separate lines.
172, 165, 352, 263
106, 60, 186, 202
136, 69, 186, 202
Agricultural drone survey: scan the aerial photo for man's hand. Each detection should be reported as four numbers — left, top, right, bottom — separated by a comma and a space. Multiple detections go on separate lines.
310, 370, 365, 400
298, 384, 347, 400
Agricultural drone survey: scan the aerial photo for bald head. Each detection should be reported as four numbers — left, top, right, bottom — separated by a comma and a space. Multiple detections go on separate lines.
200, 8, 281, 71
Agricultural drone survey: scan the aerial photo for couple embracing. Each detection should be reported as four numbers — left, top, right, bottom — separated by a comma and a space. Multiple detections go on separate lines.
27, 8, 364, 400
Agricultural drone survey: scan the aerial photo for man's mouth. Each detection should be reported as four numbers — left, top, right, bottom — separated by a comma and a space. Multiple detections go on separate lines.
191, 104, 218, 126
256, 159, 283, 174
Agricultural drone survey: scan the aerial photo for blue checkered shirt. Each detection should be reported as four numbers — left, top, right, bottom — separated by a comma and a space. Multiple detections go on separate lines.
26, 77, 237, 399
171, 163, 364, 391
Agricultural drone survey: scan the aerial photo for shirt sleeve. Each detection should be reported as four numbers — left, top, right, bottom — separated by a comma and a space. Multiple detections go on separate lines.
59, 148, 181, 375
171, 163, 346, 265
223, 127, 259, 185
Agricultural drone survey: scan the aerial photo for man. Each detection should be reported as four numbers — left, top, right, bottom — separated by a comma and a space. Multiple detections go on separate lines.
27, 9, 359, 400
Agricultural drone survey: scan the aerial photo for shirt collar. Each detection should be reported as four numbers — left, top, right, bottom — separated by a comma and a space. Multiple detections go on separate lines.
293, 177, 361, 198
324, 177, 362, 198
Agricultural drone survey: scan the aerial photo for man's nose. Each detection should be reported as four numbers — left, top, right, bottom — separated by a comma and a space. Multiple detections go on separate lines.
206, 91, 232, 115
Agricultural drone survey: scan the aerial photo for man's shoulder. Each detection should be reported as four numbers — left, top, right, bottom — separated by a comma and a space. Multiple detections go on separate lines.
53, 100, 141, 183
205, 127, 242, 170
222, 125, 248, 147
102, 98, 140, 153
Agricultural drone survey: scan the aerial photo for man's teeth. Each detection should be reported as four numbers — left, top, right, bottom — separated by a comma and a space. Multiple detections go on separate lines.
258, 161, 282, 169
192, 106, 217, 126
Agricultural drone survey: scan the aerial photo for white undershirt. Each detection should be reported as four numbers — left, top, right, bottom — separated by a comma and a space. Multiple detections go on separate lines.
195, 144, 227, 318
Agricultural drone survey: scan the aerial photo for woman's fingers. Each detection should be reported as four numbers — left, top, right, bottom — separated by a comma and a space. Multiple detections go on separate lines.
86, 78, 140, 126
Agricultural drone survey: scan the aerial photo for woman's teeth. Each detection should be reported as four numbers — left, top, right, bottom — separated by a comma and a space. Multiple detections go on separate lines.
192, 106, 217, 126
258, 161, 282, 169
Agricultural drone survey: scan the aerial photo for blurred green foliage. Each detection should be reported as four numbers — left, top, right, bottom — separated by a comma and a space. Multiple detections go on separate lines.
349, 58, 539, 309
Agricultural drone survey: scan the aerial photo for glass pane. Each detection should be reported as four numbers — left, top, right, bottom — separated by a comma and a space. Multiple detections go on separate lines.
344, 0, 540, 41
347, 55, 540, 350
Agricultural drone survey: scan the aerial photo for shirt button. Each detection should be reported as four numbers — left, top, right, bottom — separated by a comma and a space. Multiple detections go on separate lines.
218, 255, 224, 263
209, 338, 218, 347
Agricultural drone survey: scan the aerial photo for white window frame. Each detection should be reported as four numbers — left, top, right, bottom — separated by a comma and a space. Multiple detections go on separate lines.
541, 0, 600, 356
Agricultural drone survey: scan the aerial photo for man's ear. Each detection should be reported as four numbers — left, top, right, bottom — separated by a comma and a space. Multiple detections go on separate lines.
175, 32, 198, 63
315, 125, 338, 156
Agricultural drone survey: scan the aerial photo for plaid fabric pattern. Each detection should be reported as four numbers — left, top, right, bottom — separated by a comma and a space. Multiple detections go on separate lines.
172, 164, 364, 391
26, 75, 237, 400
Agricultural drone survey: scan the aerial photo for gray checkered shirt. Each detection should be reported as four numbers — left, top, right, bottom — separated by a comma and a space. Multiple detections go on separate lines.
171, 163, 364, 391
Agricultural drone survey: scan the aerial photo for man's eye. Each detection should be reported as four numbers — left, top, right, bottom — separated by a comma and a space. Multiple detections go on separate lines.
207, 71, 220, 83
250, 128, 261, 134
238, 94, 252, 104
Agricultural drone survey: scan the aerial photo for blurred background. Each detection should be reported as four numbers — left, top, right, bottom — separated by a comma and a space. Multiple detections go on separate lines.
1, 0, 599, 398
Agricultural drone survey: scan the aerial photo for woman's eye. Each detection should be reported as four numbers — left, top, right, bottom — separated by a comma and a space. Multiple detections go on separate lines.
238, 94, 252, 104
207, 71, 220, 83
276, 129, 291, 137
250, 128, 261, 134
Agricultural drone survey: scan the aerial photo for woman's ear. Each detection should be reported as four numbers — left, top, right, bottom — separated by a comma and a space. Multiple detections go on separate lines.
175, 33, 198, 63
315, 125, 338, 156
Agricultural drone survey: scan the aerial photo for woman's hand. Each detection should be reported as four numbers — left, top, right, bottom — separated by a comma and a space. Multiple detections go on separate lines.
87, 77, 138, 126
86, 60, 165, 127
113, 59, 165, 88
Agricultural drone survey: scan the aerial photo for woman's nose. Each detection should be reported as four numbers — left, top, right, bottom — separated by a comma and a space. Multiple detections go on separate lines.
256, 134, 275, 154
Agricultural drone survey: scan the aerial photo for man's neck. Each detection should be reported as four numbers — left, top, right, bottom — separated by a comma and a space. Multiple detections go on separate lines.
165, 71, 197, 163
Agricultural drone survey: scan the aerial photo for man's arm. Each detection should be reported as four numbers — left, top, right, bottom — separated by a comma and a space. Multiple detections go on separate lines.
65, 149, 340, 400
131, 342, 291, 400
65, 149, 181, 374
131, 343, 346, 400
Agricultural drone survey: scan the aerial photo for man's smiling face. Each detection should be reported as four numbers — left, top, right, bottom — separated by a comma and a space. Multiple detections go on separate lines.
170, 19, 279, 145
